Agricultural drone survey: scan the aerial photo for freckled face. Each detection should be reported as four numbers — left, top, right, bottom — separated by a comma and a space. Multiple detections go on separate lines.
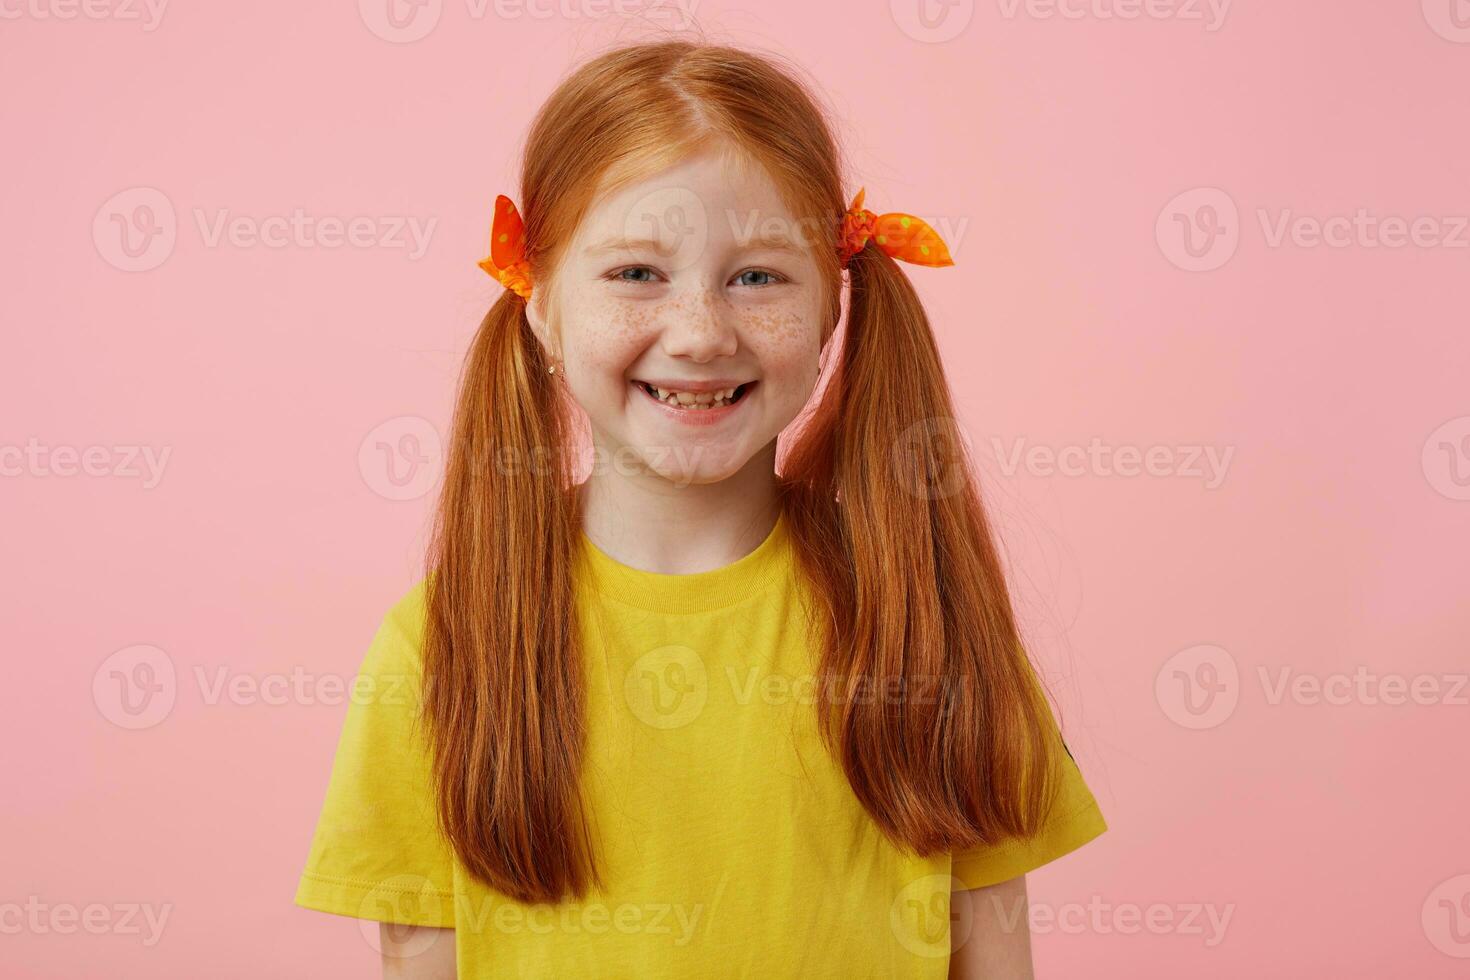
534, 146, 829, 486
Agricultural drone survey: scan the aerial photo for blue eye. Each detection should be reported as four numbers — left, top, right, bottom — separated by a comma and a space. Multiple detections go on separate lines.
614, 267, 659, 283
737, 269, 780, 287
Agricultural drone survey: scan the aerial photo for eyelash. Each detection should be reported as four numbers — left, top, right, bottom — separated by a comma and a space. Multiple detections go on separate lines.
603, 266, 786, 289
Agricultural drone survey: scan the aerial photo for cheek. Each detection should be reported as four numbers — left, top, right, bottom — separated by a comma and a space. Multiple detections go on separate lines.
562, 297, 659, 374
738, 302, 824, 387
738, 303, 807, 346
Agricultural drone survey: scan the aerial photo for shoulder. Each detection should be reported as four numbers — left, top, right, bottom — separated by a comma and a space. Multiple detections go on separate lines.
367, 577, 430, 671
383, 577, 429, 639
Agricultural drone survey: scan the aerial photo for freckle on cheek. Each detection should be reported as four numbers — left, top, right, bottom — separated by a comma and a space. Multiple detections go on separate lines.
741, 308, 804, 342
597, 304, 655, 345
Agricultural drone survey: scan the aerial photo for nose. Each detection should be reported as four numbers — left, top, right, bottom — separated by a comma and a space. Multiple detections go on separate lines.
657, 278, 739, 363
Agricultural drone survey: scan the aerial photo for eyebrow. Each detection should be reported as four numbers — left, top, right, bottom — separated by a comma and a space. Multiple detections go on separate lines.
583, 234, 810, 257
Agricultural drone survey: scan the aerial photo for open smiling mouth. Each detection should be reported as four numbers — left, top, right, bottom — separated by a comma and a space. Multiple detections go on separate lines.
632, 380, 756, 411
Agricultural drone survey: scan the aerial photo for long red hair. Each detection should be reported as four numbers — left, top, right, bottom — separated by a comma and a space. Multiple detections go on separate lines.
422, 39, 1062, 904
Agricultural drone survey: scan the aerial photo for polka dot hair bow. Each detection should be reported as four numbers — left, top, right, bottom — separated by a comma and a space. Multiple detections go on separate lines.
837, 187, 955, 271
478, 194, 534, 300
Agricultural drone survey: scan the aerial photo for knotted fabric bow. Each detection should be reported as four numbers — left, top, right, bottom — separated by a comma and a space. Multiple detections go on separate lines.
478, 194, 534, 300
837, 187, 954, 271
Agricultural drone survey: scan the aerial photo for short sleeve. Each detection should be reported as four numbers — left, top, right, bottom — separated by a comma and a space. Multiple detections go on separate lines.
950, 683, 1107, 890
293, 581, 457, 927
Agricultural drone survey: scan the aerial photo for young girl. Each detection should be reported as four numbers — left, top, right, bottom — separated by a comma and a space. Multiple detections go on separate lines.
296, 39, 1105, 979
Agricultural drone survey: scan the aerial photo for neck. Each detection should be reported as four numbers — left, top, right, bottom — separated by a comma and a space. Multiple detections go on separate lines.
576, 442, 782, 575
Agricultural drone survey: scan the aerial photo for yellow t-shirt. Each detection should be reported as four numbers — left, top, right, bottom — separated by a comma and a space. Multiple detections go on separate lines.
295, 511, 1106, 977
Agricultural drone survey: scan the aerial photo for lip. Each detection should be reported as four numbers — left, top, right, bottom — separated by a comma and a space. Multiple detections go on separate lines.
631, 379, 756, 427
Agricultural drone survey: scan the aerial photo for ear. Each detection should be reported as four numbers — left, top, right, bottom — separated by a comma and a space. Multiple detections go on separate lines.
522, 291, 558, 360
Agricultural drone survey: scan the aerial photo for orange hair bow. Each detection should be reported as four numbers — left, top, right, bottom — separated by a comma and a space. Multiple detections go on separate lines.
837, 187, 955, 271
478, 194, 534, 300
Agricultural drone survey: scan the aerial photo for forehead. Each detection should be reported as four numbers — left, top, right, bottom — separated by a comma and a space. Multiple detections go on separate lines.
574, 144, 804, 251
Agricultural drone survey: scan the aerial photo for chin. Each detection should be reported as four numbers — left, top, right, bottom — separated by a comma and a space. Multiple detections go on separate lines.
652, 460, 745, 489
634, 444, 752, 489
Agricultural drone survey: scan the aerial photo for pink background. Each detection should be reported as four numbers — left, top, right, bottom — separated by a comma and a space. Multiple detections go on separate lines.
4, 1, 1468, 976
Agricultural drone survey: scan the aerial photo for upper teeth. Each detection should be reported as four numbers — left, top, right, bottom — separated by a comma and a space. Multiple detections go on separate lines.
645, 384, 740, 407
